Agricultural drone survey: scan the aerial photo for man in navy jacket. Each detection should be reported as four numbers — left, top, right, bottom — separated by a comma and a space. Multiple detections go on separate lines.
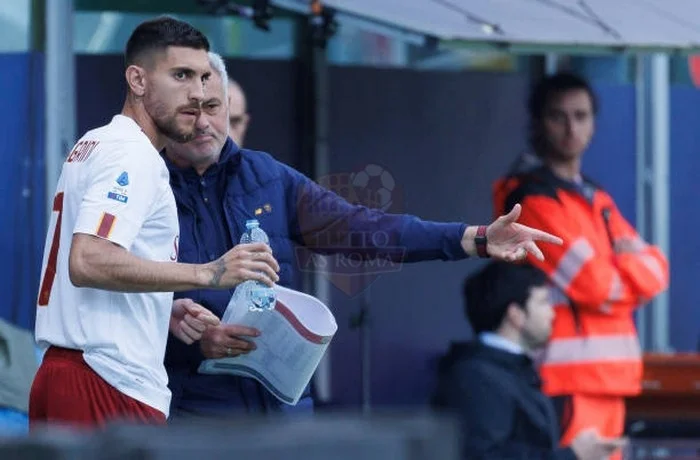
432, 262, 627, 459
162, 53, 562, 418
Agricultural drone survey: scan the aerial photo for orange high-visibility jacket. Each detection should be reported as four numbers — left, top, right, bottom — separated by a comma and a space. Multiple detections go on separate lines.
493, 164, 669, 397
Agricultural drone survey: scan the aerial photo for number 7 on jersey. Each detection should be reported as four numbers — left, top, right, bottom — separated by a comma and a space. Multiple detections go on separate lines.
38, 192, 64, 307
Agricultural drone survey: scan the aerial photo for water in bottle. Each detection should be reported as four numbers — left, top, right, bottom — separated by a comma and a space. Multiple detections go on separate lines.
235, 219, 277, 312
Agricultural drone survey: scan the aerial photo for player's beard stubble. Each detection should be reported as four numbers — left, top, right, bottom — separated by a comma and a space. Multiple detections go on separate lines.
146, 97, 199, 144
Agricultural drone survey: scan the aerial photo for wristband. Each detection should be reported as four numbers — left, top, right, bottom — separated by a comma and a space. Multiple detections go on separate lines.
475, 226, 489, 258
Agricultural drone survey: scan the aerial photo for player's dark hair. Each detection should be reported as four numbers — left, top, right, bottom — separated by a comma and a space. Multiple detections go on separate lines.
125, 16, 210, 67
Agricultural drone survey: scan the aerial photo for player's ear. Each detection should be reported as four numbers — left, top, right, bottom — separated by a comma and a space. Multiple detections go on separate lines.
125, 65, 147, 97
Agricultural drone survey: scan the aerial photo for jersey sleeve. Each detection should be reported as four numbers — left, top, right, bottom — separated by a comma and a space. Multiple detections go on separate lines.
73, 144, 164, 250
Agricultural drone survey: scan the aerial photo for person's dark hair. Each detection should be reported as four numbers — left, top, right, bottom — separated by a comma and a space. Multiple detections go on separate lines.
463, 262, 548, 334
125, 16, 210, 67
527, 72, 598, 153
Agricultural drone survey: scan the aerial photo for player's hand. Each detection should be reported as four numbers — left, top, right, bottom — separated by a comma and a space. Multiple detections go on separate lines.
201, 243, 280, 289
169, 298, 221, 345
200, 324, 260, 359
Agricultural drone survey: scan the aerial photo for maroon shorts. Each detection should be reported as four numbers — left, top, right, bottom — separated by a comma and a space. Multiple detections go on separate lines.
29, 346, 166, 430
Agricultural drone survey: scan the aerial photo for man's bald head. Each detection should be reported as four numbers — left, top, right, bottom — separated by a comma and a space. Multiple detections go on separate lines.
227, 79, 249, 147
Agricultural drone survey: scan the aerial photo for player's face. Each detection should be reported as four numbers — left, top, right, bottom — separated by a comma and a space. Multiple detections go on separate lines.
143, 46, 211, 143
164, 71, 229, 169
541, 89, 595, 162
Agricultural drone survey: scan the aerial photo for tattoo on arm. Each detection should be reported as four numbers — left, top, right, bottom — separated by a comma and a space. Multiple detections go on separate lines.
209, 258, 226, 287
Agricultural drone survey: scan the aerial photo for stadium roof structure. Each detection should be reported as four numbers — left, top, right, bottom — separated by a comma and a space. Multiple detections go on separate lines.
273, 0, 700, 53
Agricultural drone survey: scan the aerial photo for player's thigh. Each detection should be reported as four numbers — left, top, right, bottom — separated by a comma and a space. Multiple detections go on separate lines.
28, 360, 52, 428
38, 358, 106, 426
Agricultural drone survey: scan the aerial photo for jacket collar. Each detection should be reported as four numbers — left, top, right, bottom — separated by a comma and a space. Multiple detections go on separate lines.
438, 340, 535, 377
514, 163, 598, 203
217, 137, 242, 175
163, 137, 241, 186
507, 152, 600, 193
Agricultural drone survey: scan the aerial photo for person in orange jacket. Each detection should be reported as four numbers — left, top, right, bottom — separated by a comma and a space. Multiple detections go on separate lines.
493, 72, 669, 459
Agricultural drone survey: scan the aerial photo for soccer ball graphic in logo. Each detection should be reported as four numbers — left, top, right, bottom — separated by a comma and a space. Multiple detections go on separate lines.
351, 164, 395, 211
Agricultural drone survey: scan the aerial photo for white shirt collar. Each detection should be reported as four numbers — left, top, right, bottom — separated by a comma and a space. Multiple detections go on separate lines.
479, 332, 524, 355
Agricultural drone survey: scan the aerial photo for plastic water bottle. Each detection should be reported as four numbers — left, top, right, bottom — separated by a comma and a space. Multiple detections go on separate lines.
235, 219, 277, 312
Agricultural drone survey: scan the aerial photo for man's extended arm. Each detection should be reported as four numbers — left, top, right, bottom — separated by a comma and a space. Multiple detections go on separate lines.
286, 166, 559, 263
286, 168, 466, 262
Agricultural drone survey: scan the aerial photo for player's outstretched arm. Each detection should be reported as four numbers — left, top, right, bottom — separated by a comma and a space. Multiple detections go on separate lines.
69, 233, 280, 292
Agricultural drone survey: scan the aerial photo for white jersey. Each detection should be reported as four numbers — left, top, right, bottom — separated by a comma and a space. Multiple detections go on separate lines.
35, 115, 179, 417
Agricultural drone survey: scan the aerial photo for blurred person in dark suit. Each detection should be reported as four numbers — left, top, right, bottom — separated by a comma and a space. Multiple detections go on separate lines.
432, 262, 627, 459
